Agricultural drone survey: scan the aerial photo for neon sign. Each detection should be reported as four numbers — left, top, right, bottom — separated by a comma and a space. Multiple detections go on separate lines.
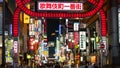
14, 41, 18, 53
38, 2, 83, 11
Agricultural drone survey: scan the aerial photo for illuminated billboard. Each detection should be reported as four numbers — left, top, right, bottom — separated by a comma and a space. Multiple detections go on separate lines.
79, 31, 86, 50
38, 2, 83, 11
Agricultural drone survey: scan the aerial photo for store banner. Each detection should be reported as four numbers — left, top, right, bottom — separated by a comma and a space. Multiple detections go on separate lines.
79, 31, 86, 50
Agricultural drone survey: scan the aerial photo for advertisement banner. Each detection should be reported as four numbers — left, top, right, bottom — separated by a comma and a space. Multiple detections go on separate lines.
79, 31, 86, 50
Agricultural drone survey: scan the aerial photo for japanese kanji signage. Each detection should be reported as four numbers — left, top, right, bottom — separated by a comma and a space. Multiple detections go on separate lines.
14, 41, 18, 53
79, 31, 86, 50
38, 2, 83, 11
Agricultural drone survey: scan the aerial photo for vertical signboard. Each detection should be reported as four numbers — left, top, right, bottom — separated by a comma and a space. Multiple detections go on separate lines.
0, 5, 2, 34
74, 22, 79, 31
68, 32, 74, 49
29, 18, 35, 36
79, 31, 86, 50
14, 41, 18, 53
74, 32, 79, 45
23, 4, 30, 24
38, 19, 42, 34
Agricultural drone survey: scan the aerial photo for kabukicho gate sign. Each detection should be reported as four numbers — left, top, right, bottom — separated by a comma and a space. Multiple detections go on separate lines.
38, 2, 83, 11
13, 0, 106, 37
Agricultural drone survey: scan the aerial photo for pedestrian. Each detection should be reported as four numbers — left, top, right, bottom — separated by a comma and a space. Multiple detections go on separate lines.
54, 62, 60, 68
23, 62, 27, 68
63, 61, 69, 68
79, 62, 88, 68
88, 63, 94, 68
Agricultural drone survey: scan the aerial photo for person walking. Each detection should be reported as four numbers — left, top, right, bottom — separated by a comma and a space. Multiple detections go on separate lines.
63, 61, 69, 68
54, 62, 61, 68
88, 63, 94, 68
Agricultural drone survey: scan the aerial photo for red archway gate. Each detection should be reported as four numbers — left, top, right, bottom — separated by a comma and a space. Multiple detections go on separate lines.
13, 0, 106, 37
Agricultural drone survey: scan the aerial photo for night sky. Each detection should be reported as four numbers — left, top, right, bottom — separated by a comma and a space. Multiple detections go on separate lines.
46, 19, 60, 58
47, 19, 59, 41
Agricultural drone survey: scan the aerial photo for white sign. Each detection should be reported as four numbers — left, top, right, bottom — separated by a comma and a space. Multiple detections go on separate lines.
74, 23, 79, 31
29, 23, 35, 36
38, 2, 83, 11
14, 41, 18, 53
79, 31, 86, 50
38, 20, 42, 33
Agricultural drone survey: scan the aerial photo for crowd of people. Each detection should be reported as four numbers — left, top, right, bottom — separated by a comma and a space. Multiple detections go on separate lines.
37, 61, 98, 68
3, 59, 99, 68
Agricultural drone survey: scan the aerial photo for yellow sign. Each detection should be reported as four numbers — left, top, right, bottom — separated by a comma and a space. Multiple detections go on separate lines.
90, 56, 96, 63
23, 4, 30, 24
